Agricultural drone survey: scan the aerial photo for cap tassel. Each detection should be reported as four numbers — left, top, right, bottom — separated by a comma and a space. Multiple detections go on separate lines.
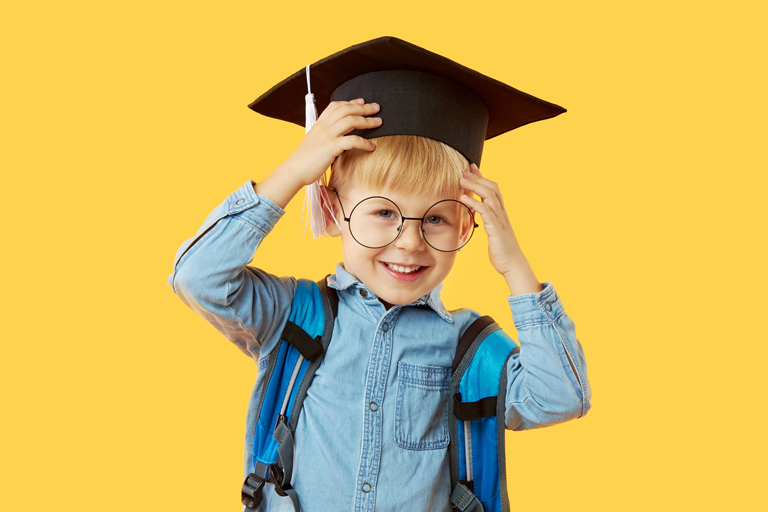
302, 64, 341, 239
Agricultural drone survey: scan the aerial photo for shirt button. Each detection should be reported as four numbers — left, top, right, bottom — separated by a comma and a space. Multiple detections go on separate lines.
235, 198, 245, 205
360, 289, 368, 297
544, 301, 553, 311
369, 401, 379, 412
382, 322, 389, 332
362, 483, 372, 493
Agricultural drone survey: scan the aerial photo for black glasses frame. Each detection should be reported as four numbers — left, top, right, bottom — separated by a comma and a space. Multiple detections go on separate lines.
330, 187, 479, 252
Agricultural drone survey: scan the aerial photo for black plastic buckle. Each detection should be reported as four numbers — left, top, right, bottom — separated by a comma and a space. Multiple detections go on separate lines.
241, 473, 265, 509
268, 463, 292, 497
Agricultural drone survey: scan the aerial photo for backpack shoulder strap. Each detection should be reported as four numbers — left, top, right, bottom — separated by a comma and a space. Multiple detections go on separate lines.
242, 275, 338, 512
449, 315, 519, 512
283, 275, 338, 431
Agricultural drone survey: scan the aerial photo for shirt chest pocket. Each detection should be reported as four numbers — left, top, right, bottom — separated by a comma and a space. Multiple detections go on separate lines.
394, 362, 451, 451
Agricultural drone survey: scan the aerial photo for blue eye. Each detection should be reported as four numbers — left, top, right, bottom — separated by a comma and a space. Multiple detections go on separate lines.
425, 215, 445, 225
377, 210, 396, 219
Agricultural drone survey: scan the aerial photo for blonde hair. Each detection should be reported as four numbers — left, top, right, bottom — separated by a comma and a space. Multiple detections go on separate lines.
329, 135, 470, 199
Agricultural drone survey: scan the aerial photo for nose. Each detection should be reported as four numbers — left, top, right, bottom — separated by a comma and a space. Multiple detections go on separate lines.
393, 219, 425, 251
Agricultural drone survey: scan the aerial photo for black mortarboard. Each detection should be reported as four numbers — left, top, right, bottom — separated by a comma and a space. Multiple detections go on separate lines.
247, 36, 566, 166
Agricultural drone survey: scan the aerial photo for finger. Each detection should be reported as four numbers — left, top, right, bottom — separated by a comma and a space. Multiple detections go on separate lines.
338, 134, 377, 152
465, 166, 506, 212
319, 100, 351, 118
334, 114, 382, 135
459, 193, 494, 221
323, 101, 380, 125
460, 177, 502, 212
465, 168, 498, 194
317, 99, 366, 123
469, 163, 488, 182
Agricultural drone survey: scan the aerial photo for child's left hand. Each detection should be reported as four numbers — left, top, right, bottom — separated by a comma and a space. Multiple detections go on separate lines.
459, 163, 524, 278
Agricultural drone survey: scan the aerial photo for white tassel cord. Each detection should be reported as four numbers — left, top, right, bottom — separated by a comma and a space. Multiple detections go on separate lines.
302, 64, 341, 239
304, 64, 318, 136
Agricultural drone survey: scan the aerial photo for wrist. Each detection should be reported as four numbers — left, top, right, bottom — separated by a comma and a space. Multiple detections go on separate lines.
501, 252, 543, 297
254, 164, 307, 210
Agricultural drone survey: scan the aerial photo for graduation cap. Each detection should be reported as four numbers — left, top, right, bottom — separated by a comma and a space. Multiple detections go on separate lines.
248, 36, 565, 166
247, 36, 566, 238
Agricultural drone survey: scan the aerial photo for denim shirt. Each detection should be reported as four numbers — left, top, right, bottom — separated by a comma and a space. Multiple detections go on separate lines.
167, 180, 591, 512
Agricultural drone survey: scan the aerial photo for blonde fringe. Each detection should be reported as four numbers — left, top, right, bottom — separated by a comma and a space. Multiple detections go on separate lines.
329, 135, 470, 198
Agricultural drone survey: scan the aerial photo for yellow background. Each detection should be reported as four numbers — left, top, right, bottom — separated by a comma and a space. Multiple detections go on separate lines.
3, 1, 766, 510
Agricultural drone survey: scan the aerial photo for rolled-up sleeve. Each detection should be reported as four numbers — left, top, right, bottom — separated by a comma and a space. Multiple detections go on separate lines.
504, 281, 592, 430
166, 179, 296, 361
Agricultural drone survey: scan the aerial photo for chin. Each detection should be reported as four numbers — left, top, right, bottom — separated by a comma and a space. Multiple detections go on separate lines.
381, 290, 423, 306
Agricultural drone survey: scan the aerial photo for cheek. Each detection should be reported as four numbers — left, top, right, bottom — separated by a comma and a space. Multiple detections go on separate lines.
343, 239, 380, 264
435, 255, 457, 272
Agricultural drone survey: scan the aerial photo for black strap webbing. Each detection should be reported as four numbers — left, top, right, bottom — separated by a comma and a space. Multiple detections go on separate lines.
320, 275, 339, 320
453, 315, 496, 373
454, 393, 498, 421
281, 320, 323, 361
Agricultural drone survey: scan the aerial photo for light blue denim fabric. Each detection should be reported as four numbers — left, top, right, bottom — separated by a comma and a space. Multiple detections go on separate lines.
167, 179, 592, 512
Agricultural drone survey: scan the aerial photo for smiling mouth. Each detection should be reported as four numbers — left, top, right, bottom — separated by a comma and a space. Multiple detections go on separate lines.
383, 262, 426, 274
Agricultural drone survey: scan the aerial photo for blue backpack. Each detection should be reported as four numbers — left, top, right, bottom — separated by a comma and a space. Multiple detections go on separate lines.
241, 277, 519, 512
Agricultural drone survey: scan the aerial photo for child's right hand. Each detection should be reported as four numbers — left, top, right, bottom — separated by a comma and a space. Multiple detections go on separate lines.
282, 98, 381, 187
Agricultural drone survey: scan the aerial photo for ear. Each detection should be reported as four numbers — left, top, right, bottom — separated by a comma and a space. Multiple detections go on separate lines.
458, 211, 474, 245
320, 185, 342, 237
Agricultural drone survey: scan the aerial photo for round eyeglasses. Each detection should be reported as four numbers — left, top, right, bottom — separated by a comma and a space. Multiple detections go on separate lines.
330, 188, 478, 252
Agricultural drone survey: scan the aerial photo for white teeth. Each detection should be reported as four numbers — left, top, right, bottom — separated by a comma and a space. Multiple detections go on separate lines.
385, 263, 422, 274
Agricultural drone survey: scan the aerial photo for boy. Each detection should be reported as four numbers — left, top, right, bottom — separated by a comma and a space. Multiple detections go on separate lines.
168, 37, 591, 512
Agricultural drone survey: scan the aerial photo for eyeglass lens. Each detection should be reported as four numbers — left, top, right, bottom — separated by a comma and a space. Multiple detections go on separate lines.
348, 197, 475, 251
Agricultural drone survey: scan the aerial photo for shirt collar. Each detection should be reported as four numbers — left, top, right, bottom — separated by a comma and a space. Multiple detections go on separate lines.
327, 262, 453, 323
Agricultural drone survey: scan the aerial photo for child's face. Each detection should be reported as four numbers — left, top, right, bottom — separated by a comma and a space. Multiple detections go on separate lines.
323, 183, 471, 307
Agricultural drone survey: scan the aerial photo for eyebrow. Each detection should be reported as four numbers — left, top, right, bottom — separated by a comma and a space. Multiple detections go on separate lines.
368, 195, 463, 214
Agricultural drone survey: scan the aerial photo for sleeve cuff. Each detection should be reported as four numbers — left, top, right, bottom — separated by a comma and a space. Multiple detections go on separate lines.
227, 179, 286, 235
507, 281, 564, 328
